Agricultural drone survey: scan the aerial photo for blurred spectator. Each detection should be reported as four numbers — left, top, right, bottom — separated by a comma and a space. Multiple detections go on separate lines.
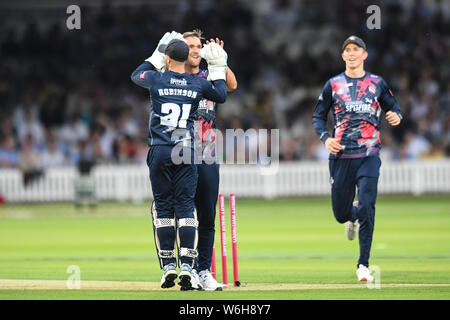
89, 126, 108, 163
402, 130, 431, 160
15, 108, 46, 147
74, 139, 97, 207
58, 115, 90, 147
410, 93, 429, 121
421, 141, 445, 160
12, 95, 40, 136
41, 133, 67, 168
380, 133, 398, 161
0, 0, 447, 167
112, 134, 138, 163
0, 136, 19, 168
76, 140, 96, 174
19, 135, 44, 185
116, 107, 140, 138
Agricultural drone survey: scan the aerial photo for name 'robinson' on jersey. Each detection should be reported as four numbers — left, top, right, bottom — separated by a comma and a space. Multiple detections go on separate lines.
131, 62, 226, 148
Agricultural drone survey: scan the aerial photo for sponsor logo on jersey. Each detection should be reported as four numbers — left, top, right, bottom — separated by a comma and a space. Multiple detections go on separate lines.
345, 101, 372, 113
198, 99, 215, 111
170, 78, 187, 86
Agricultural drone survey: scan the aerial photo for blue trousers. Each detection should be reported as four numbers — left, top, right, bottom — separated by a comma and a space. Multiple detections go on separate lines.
147, 145, 198, 267
194, 162, 220, 272
329, 155, 381, 267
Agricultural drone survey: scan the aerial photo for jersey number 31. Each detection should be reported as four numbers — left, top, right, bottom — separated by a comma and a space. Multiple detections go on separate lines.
160, 103, 191, 128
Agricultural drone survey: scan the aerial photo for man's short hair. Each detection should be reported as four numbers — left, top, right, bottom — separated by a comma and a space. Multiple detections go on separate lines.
183, 29, 204, 40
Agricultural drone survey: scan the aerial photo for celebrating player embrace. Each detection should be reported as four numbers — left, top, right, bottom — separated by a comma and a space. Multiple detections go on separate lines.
312, 36, 402, 282
131, 31, 228, 290
183, 29, 237, 291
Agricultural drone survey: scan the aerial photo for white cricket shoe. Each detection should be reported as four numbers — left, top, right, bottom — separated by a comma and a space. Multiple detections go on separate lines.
178, 263, 194, 291
191, 269, 204, 291
199, 270, 223, 291
345, 201, 360, 240
160, 263, 177, 289
345, 219, 359, 240
356, 264, 374, 282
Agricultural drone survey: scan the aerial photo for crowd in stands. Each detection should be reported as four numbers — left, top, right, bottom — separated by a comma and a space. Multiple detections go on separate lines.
0, 0, 448, 175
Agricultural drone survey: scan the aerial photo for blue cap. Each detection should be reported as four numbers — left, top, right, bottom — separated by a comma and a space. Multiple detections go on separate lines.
342, 36, 367, 51
160, 39, 189, 62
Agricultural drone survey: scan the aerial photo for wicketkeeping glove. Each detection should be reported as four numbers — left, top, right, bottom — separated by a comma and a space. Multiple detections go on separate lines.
199, 42, 228, 81
146, 31, 185, 71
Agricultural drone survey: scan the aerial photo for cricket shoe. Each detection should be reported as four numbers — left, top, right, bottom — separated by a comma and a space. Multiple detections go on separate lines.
356, 264, 374, 282
199, 270, 224, 291
191, 269, 204, 291
178, 263, 194, 291
345, 219, 359, 240
160, 263, 177, 289
345, 201, 360, 240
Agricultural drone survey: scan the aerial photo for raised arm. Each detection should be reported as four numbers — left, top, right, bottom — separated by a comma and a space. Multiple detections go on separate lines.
206, 37, 237, 92
201, 79, 227, 104
225, 67, 238, 92
131, 31, 185, 88
130, 61, 158, 89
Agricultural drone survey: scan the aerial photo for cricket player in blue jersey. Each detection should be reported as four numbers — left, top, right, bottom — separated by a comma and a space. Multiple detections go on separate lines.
183, 29, 238, 291
131, 31, 227, 290
313, 36, 402, 282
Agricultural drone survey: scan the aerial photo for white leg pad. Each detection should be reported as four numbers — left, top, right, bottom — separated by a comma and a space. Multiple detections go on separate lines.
179, 247, 198, 258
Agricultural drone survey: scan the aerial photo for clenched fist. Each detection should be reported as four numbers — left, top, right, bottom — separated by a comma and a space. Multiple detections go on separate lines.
385, 111, 401, 126
325, 138, 343, 156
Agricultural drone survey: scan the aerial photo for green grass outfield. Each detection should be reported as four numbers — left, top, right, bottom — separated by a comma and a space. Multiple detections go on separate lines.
0, 195, 449, 300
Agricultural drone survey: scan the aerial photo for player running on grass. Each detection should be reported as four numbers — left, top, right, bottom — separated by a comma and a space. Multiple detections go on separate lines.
131, 31, 227, 290
312, 36, 402, 282
183, 29, 237, 291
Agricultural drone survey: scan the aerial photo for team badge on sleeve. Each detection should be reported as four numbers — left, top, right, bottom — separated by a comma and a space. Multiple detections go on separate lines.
139, 71, 147, 79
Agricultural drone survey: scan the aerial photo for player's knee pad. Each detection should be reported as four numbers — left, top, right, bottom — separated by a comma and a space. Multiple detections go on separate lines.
177, 217, 199, 228
179, 247, 198, 259
158, 249, 177, 261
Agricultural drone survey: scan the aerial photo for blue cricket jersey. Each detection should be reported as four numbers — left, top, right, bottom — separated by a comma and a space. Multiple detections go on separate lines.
193, 69, 218, 162
313, 72, 402, 159
131, 62, 227, 147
